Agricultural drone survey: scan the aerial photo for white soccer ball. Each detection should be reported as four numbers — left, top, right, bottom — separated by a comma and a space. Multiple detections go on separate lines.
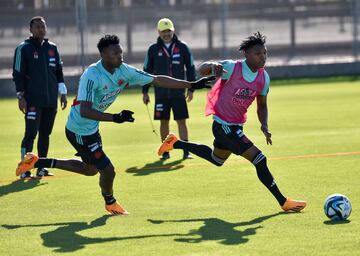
324, 194, 352, 221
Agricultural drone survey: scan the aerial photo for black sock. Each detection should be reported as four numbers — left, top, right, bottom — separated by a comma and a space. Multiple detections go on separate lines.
252, 152, 287, 206
34, 158, 57, 169
174, 140, 224, 166
182, 139, 190, 155
102, 193, 116, 205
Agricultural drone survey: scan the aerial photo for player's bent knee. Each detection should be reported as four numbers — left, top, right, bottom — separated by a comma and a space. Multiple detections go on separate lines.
101, 163, 116, 179
211, 151, 225, 167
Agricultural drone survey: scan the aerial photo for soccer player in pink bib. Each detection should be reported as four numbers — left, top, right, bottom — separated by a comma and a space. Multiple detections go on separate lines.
158, 32, 306, 212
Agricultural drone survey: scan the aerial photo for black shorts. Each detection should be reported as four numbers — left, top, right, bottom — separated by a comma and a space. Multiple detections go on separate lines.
212, 121, 254, 155
65, 128, 110, 170
154, 97, 189, 120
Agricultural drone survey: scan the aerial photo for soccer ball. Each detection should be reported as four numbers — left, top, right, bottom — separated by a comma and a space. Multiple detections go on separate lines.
324, 194, 352, 221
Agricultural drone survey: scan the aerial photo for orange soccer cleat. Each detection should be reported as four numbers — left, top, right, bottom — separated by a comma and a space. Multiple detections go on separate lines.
105, 201, 129, 216
281, 198, 307, 212
16, 153, 39, 176
157, 133, 178, 156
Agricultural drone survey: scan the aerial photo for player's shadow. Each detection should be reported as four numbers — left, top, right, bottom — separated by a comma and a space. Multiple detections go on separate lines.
125, 159, 184, 176
2, 212, 284, 252
148, 212, 284, 245
2, 215, 182, 253
0, 178, 46, 198
3, 215, 118, 252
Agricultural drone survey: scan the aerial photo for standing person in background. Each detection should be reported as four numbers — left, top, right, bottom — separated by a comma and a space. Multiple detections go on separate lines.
158, 32, 306, 212
12, 16, 67, 179
142, 18, 196, 160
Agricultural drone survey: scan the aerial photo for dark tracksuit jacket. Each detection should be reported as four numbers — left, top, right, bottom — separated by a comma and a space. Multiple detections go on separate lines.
12, 37, 64, 108
142, 34, 196, 99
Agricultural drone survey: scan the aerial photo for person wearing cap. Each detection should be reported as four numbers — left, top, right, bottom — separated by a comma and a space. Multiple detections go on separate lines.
142, 18, 196, 160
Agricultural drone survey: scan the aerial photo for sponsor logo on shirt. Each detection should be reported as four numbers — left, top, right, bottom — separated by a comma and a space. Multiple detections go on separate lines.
233, 88, 256, 100
100, 88, 122, 102
232, 88, 257, 106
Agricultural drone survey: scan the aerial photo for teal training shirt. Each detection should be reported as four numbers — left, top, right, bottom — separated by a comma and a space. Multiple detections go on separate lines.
213, 59, 270, 126
66, 60, 154, 135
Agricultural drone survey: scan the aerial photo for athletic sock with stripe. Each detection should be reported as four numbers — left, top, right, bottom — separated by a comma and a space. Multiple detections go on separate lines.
252, 152, 287, 206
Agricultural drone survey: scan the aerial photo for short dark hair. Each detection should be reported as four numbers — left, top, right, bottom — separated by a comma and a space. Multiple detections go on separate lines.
239, 32, 266, 52
97, 35, 120, 53
30, 16, 45, 28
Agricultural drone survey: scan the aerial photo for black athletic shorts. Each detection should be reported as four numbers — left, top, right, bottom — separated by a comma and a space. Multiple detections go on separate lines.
65, 128, 110, 170
154, 97, 189, 120
212, 121, 254, 155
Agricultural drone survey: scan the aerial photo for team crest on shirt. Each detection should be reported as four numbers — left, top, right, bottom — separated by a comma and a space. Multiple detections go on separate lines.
48, 49, 55, 57
33, 51, 38, 59
158, 50, 163, 56
117, 79, 123, 86
173, 47, 179, 53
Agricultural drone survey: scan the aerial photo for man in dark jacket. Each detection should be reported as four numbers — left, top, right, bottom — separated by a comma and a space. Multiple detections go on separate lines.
12, 16, 67, 178
142, 18, 196, 160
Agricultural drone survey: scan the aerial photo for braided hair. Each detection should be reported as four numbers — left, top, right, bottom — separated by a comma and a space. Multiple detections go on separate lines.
239, 32, 266, 52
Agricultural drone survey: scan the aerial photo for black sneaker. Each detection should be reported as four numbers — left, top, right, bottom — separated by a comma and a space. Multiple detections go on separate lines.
160, 152, 170, 160
36, 168, 54, 177
183, 152, 194, 160
20, 171, 34, 179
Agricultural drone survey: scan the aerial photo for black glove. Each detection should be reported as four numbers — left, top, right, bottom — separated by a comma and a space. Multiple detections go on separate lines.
113, 110, 135, 123
190, 76, 216, 90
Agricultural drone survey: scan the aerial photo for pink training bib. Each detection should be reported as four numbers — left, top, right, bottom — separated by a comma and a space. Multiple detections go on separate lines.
205, 61, 265, 124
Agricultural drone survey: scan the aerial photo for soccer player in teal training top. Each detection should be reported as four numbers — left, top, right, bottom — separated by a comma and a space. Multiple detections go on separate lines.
16, 35, 214, 215
158, 32, 306, 212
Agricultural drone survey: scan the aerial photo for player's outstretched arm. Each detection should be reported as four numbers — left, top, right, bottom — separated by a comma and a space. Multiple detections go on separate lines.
152, 75, 215, 90
79, 101, 134, 123
198, 62, 226, 77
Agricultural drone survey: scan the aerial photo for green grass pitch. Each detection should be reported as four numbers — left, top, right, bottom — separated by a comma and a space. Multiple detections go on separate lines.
0, 79, 359, 255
